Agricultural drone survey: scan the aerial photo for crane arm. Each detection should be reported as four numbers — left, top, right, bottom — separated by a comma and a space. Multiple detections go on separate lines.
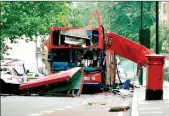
106, 32, 154, 66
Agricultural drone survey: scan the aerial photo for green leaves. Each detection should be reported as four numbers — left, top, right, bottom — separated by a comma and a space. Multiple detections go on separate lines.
99, 2, 155, 42
150, 23, 169, 53
0, 2, 69, 59
1, 2, 69, 39
72, 2, 155, 42
1, 1, 167, 60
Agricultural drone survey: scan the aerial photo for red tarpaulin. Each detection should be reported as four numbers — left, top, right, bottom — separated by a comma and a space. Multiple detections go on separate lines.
106, 32, 154, 66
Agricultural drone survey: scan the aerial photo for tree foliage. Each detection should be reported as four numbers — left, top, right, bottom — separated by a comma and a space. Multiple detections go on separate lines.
74, 1, 169, 54
98, 1, 156, 42
72, 1, 156, 42
150, 24, 169, 53
1, 2, 71, 38
69, 2, 99, 27
1, 1, 168, 59
0, 1, 69, 59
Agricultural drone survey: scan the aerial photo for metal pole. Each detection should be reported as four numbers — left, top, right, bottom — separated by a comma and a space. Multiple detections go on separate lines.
156, 1, 159, 54
139, 1, 143, 85
141, 1, 143, 31
113, 53, 116, 84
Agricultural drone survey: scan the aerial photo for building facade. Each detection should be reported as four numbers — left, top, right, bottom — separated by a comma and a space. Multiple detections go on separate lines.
159, 2, 169, 52
167, 2, 169, 28
159, 2, 169, 28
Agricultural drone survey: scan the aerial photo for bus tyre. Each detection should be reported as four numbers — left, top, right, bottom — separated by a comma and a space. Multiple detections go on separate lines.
70, 89, 80, 97
103, 86, 109, 92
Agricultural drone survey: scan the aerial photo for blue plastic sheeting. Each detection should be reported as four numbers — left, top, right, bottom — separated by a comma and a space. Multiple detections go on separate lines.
52, 62, 68, 71
120, 79, 131, 89
51, 62, 98, 72
83, 67, 98, 72
51, 62, 78, 71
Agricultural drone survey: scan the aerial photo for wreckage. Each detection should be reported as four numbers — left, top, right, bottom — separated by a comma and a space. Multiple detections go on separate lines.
20, 67, 84, 96
36, 10, 153, 94
1, 10, 163, 97
0, 58, 27, 94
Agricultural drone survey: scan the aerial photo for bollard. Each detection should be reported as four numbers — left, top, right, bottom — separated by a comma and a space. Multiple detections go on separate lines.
145, 54, 166, 100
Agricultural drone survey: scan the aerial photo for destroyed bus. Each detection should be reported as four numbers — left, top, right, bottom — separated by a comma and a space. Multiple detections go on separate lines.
39, 10, 153, 92
40, 21, 115, 90
14, 10, 154, 96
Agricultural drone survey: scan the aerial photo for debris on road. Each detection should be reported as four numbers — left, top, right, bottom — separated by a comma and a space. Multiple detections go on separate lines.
88, 102, 93, 106
109, 106, 130, 112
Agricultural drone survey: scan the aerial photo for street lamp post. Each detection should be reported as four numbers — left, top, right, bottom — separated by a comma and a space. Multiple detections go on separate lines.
139, 1, 143, 85
156, 1, 159, 54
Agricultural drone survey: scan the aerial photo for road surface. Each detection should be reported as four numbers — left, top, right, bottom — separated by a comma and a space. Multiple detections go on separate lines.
1, 93, 132, 116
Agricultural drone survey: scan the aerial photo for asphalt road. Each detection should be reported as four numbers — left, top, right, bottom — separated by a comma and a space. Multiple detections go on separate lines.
1, 93, 132, 116
1, 95, 96, 116
1, 60, 134, 116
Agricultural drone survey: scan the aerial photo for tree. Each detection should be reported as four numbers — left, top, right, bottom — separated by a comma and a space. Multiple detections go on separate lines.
71, 1, 156, 42
69, 2, 99, 27
1, 1, 163, 59
98, 1, 156, 42
150, 24, 169, 53
0, 1, 69, 59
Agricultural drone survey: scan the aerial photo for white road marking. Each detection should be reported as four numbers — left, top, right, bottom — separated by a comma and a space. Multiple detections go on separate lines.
139, 102, 152, 104
131, 90, 139, 116
140, 111, 163, 114
132, 91, 138, 109
118, 111, 123, 116
65, 106, 72, 108
42, 111, 55, 113
131, 110, 139, 116
139, 107, 161, 110
29, 114, 42, 116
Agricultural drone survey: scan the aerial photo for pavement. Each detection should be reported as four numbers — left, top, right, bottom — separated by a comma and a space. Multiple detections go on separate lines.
1, 92, 133, 116
131, 86, 169, 116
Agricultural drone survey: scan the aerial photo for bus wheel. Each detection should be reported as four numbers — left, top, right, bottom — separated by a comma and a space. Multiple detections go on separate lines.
103, 86, 110, 92
71, 89, 80, 97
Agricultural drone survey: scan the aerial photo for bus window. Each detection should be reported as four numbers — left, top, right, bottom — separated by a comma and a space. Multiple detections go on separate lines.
80, 50, 98, 67
52, 29, 99, 46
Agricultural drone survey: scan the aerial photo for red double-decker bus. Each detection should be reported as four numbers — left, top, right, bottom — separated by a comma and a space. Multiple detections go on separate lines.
40, 11, 115, 90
